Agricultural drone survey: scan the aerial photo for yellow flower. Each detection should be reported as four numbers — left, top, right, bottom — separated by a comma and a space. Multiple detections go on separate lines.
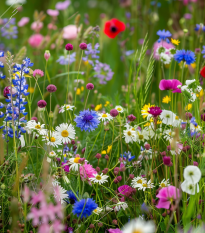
196, 89, 204, 98
185, 104, 192, 111
141, 103, 155, 119
81, 86, 84, 91
101, 150, 106, 154
157, 120, 162, 124
76, 88, 81, 95
104, 101, 110, 107
107, 145, 112, 154
95, 104, 102, 111
162, 96, 171, 104
28, 87, 34, 94
84, 60, 89, 66
144, 122, 151, 127
171, 38, 180, 46
185, 62, 196, 69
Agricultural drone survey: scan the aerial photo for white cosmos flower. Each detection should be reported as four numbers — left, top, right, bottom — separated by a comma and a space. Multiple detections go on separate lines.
42, 131, 61, 148
55, 123, 75, 144
159, 179, 170, 188
59, 104, 75, 113
68, 157, 86, 171
123, 127, 137, 143
160, 53, 171, 64
89, 173, 109, 185
160, 110, 176, 125
183, 165, 201, 184
25, 120, 47, 135
93, 207, 103, 215
181, 180, 199, 195
115, 105, 124, 113
53, 182, 68, 204
98, 112, 113, 122
122, 218, 155, 233
114, 201, 128, 212
131, 176, 147, 189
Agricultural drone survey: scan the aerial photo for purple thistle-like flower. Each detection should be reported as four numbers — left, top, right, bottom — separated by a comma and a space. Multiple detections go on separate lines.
148, 106, 162, 117
157, 29, 172, 43
74, 109, 100, 132
56, 52, 76, 65
93, 61, 114, 84
82, 43, 100, 65
1, 18, 18, 39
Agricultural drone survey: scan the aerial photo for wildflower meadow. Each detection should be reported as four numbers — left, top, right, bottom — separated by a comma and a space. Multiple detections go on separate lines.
1, 0, 205, 232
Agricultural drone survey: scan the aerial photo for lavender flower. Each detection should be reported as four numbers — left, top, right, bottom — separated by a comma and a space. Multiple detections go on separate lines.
93, 61, 114, 84
0, 52, 5, 79
82, 43, 100, 65
201, 46, 205, 59
1, 18, 18, 39
56, 52, 76, 65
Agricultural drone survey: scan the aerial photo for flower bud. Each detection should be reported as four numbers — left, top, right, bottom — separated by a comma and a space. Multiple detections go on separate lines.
44, 50, 50, 60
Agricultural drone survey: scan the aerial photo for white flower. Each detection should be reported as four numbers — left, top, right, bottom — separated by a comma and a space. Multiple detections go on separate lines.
172, 116, 182, 127
98, 113, 113, 122
156, 45, 166, 57
42, 131, 61, 148
183, 165, 201, 184
114, 201, 128, 212
55, 123, 75, 144
59, 104, 75, 113
19, 135, 25, 147
160, 110, 176, 125
160, 53, 171, 64
195, 85, 202, 93
163, 129, 173, 141
47, 157, 51, 163
93, 207, 103, 215
159, 179, 170, 188
115, 105, 124, 113
53, 183, 68, 204
135, 129, 150, 143
68, 157, 85, 171
190, 123, 201, 132
89, 173, 109, 185
123, 127, 137, 143
186, 79, 196, 86
6, 0, 26, 5
49, 151, 57, 157
181, 180, 199, 195
138, 180, 155, 191
122, 218, 155, 233
25, 120, 47, 135
190, 92, 197, 102
131, 176, 147, 189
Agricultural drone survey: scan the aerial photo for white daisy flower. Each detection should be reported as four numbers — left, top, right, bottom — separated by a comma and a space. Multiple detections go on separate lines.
181, 180, 199, 195
183, 165, 201, 184
159, 179, 170, 188
114, 201, 128, 212
25, 120, 47, 135
53, 183, 68, 204
122, 218, 155, 233
98, 112, 113, 122
160, 53, 171, 64
47, 157, 51, 163
131, 176, 147, 189
68, 157, 85, 172
160, 110, 176, 125
123, 127, 137, 143
138, 180, 155, 191
172, 116, 182, 127
115, 105, 124, 113
49, 151, 57, 157
93, 207, 103, 215
156, 45, 166, 57
42, 131, 61, 148
59, 104, 75, 113
135, 129, 150, 144
55, 123, 75, 144
89, 173, 109, 185
163, 129, 173, 141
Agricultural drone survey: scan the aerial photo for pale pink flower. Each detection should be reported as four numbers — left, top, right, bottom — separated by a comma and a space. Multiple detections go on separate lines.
52, 220, 64, 233
33, 69, 44, 78
38, 224, 50, 233
18, 17, 29, 27
56, 0, 70, 10
153, 40, 175, 60
28, 34, 44, 48
63, 25, 78, 40
31, 21, 43, 32
80, 162, 97, 185
47, 9, 59, 17
23, 185, 30, 203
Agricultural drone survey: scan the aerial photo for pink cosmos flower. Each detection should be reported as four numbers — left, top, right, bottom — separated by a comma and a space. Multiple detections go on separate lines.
156, 186, 180, 209
108, 229, 122, 233
56, 0, 70, 10
80, 162, 97, 185
63, 25, 78, 40
159, 79, 182, 93
28, 34, 44, 48
31, 21, 43, 32
118, 185, 133, 197
153, 40, 175, 60
47, 9, 59, 17
18, 17, 29, 27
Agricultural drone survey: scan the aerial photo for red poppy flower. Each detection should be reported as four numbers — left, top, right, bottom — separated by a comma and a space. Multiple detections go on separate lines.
200, 66, 205, 78
104, 18, 126, 39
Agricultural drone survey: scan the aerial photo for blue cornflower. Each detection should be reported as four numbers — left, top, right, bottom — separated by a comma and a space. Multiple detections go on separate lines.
0, 62, 4, 68
0, 52, 4, 57
201, 46, 205, 58
174, 50, 195, 65
74, 109, 100, 132
72, 198, 97, 218
121, 151, 135, 162
157, 29, 172, 43
195, 24, 205, 32
66, 190, 78, 204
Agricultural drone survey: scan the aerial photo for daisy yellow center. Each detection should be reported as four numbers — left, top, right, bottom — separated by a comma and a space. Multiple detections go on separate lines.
94, 209, 98, 213
35, 124, 41, 129
139, 135, 143, 140
169, 132, 171, 136
117, 108, 122, 111
175, 116, 179, 120
61, 130, 69, 137
74, 157, 80, 163
161, 183, 166, 187
127, 131, 132, 136
133, 230, 143, 233
132, 128, 135, 131
142, 183, 147, 187
66, 106, 70, 109
50, 137, 56, 142
102, 114, 108, 118
96, 175, 102, 180
50, 152, 55, 155
137, 179, 142, 184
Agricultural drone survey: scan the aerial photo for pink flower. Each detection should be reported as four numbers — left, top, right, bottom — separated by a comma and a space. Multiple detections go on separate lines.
181, 0, 197, 5
28, 34, 44, 48
118, 185, 133, 197
159, 79, 182, 93
38, 224, 50, 233
23, 186, 30, 203
52, 220, 65, 233
108, 229, 122, 233
63, 25, 78, 40
33, 69, 44, 78
18, 17, 29, 27
31, 21, 43, 32
55, 0, 70, 10
47, 9, 59, 17
80, 162, 97, 185
153, 40, 175, 60
156, 186, 180, 209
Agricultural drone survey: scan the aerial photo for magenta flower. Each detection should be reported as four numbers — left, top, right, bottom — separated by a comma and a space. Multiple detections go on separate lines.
159, 79, 182, 93
148, 106, 162, 117
118, 185, 133, 197
80, 162, 97, 185
156, 186, 180, 209
108, 229, 122, 233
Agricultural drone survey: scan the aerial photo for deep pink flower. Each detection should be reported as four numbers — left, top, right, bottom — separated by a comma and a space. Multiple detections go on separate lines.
110, 109, 119, 117
56, 0, 70, 10
156, 186, 180, 209
61, 162, 69, 172
86, 83, 94, 90
65, 43, 73, 51
47, 84, 57, 93
148, 106, 162, 117
33, 69, 44, 78
28, 34, 44, 48
159, 79, 182, 93
79, 42, 87, 50
80, 162, 97, 185
153, 40, 175, 60
163, 156, 171, 166
38, 100, 47, 108
3, 86, 10, 99
108, 229, 122, 233
18, 17, 29, 27
127, 114, 136, 121
47, 9, 59, 17
118, 185, 133, 197
63, 25, 78, 40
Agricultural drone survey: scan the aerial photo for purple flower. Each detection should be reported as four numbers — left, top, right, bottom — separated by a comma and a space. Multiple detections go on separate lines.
127, 114, 136, 121
56, 0, 70, 10
82, 43, 100, 65
93, 61, 114, 84
110, 109, 119, 117
56, 52, 76, 65
79, 43, 87, 50
156, 186, 180, 209
37, 100, 47, 108
163, 156, 171, 166
1, 18, 18, 39
65, 43, 73, 51
148, 106, 162, 117
157, 29, 172, 43
184, 13, 192, 20
201, 46, 205, 59
159, 79, 182, 93
47, 84, 57, 93
86, 83, 94, 90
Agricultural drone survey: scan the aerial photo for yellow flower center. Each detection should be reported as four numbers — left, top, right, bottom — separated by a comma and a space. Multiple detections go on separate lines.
102, 114, 108, 118
66, 106, 70, 109
74, 157, 80, 163
137, 179, 142, 184
61, 130, 69, 137
133, 230, 143, 233
35, 124, 41, 129
139, 135, 143, 140
127, 131, 132, 136
161, 183, 166, 187
94, 209, 98, 213
96, 175, 102, 180
175, 116, 179, 120
50, 137, 56, 142
117, 108, 122, 111
142, 183, 147, 187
